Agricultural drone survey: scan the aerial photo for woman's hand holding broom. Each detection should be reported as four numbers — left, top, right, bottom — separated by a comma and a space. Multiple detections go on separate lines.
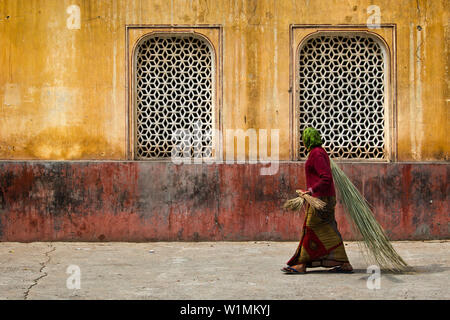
297, 188, 313, 195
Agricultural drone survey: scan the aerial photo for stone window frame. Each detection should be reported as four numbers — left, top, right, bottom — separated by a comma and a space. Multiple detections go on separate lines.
289, 24, 397, 162
126, 25, 223, 161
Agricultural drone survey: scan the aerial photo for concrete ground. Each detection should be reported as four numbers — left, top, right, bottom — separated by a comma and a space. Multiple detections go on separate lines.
0, 241, 448, 300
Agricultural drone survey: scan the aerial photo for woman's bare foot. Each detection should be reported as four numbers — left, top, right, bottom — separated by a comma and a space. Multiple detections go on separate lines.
281, 263, 307, 273
321, 260, 353, 271
289, 264, 306, 273
327, 262, 354, 273
322, 259, 342, 268
340, 262, 353, 271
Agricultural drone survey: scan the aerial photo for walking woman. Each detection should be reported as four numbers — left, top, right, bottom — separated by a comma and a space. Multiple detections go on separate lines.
282, 127, 353, 274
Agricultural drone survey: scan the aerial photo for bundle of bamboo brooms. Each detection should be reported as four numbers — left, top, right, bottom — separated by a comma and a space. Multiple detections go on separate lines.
284, 159, 410, 273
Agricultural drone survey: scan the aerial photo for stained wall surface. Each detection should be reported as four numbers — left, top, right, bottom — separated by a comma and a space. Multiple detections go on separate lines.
0, 162, 447, 241
0, 1, 448, 242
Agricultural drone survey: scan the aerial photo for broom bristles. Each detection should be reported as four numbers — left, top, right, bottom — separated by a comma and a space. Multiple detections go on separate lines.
296, 190, 327, 210
283, 196, 305, 211
330, 159, 410, 273
283, 190, 326, 211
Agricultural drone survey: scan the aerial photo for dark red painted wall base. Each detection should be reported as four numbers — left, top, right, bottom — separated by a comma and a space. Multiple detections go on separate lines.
0, 162, 448, 241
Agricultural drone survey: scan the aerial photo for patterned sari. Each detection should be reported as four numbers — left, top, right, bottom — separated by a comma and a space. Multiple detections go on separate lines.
287, 196, 349, 267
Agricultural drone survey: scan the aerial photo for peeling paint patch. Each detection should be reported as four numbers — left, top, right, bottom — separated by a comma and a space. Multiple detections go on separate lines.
414, 223, 430, 237
24, 126, 116, 160
40, 87, 78, 126
3, 83, 21, 107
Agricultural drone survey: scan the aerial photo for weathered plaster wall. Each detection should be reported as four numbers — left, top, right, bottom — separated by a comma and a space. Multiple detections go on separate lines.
0, 162, 448, 241
0, 1, 448, 241
0, 0, 448, 160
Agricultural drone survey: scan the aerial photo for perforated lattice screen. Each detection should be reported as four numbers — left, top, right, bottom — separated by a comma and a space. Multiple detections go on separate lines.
135, 35, 214, 159
298, 35, 386, 159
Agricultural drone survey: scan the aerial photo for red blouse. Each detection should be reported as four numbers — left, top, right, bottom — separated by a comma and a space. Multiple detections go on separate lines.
305, 146, 336, 197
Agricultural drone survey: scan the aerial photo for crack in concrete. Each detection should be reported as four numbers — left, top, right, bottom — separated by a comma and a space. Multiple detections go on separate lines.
24, 244, 56, 300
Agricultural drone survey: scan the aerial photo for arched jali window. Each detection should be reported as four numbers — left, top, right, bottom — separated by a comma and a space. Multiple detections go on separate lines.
134, 34, 215, 160
297, 33, 389, 160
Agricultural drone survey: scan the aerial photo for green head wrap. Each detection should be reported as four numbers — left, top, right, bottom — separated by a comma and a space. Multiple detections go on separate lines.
302, 127, 323, 151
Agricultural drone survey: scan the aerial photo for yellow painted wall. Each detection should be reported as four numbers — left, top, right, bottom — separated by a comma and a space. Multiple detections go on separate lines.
0, 0, 448, 161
